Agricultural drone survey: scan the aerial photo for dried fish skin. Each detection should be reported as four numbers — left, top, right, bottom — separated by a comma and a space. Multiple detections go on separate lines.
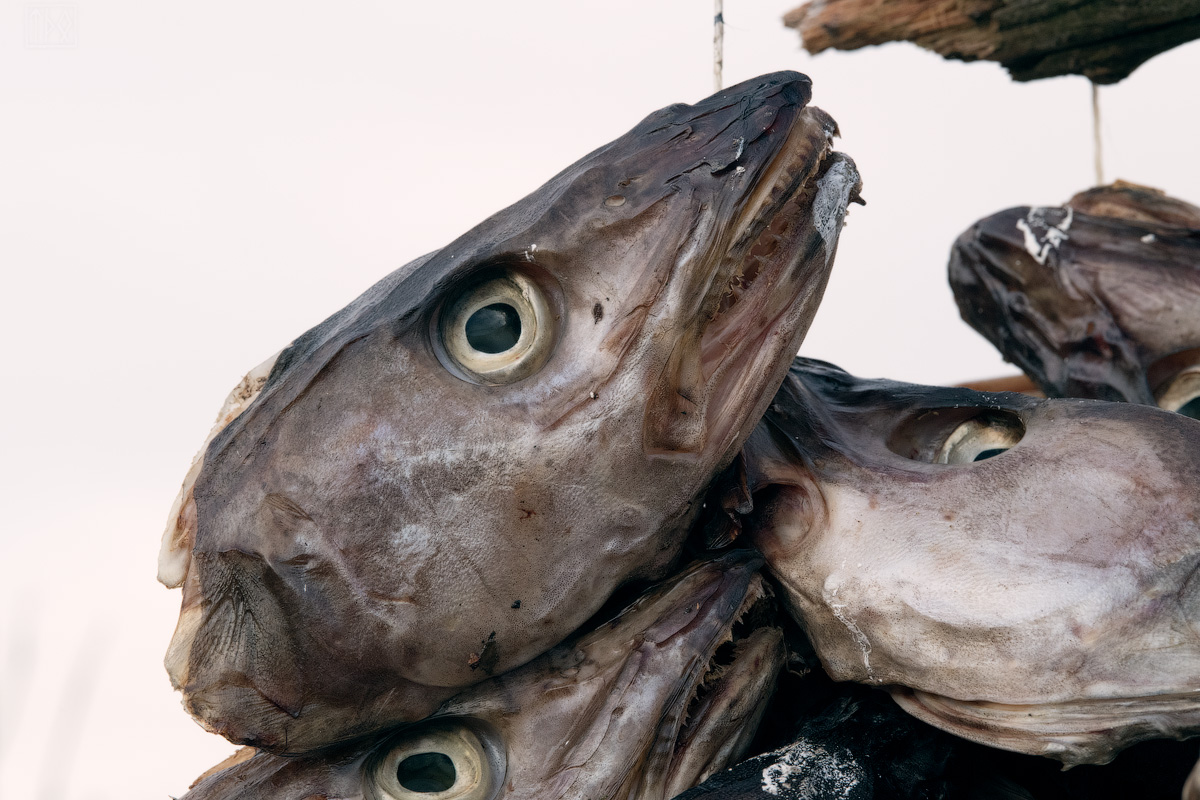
950, 191, 1200, 405
746, 359, 1200, 765
164, 72, 860, 753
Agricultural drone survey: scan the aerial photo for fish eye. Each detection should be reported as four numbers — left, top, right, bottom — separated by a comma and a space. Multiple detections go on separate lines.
437, 270, 556, 385
370, 720, 502, 800
1155, 365, 1200, 420
935, 413, 1025, 465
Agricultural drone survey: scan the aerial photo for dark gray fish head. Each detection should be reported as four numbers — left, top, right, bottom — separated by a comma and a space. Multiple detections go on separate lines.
948, 185, 1200, 406
743, 359, 1200, 766
159, 71, 860, 752
181, 552, 785, 800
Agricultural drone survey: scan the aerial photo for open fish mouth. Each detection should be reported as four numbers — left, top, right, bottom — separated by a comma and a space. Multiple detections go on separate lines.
658, 567, 785, 796
395, 552, 787, 800
645, 95, 861, 457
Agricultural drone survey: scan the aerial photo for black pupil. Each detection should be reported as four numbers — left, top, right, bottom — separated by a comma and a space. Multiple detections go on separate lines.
465, 303, 521, 354
973, 448, 1008, 462
397, 752, 457, 793
1176, 397, 1200, 420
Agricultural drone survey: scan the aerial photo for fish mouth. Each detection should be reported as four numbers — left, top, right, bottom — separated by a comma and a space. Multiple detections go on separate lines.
624, 552, 786, 797
645, 99, 861, 457
891, 687, 1200, 767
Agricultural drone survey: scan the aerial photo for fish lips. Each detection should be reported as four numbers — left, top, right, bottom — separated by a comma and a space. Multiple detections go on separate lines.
165, 548, 459, 753
639, 96, 860, 464
180, 552, 785, 800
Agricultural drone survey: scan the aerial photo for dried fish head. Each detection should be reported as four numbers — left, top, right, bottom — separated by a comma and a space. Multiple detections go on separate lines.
950, 184, 1200, 407
161, 72, 860, 752
746, 359, 1200, 766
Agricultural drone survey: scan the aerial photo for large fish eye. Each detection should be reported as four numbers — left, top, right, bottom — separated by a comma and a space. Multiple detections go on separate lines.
1155, 365, 1200, 420
369, 720, 502, 800
437, 270, 556, 385
935, 413, 1025, 465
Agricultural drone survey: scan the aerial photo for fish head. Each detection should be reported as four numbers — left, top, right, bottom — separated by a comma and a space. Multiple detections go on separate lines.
161, 71, 860, 752
181, 552, 785, 800
745, 359, 1200, 765
949, 192, 1200, 407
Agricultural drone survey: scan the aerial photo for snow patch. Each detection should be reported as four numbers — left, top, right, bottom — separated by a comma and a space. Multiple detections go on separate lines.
760, 738, 866, 798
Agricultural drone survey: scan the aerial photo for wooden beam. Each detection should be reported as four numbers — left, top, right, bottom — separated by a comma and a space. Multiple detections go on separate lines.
783, 0, 1200, 83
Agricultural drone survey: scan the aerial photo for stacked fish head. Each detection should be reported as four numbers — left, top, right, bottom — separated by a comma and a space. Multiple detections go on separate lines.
183, 552, 785, 800
746, 359, 1200, 766
949, 184, 1200, 407
157, 71, 861, 753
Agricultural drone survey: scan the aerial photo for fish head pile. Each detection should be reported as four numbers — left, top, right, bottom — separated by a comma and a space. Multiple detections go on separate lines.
182, 553, 785, 800
158, 71, 861, 752
949, 182, 1200, 407
744, 359, 1200, 765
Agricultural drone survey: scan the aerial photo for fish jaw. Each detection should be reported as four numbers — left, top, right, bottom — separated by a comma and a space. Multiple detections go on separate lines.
170, 71, 857, 752
949, 202, 1200, 404
747, 359, 1200, 764
181, 552, 785, 800
891, 689, 1200, 767
440, 551, 783, 800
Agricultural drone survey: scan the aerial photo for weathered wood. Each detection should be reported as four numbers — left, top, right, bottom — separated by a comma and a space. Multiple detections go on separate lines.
1067, 180, 1200, 227
783, 0, 1200, 83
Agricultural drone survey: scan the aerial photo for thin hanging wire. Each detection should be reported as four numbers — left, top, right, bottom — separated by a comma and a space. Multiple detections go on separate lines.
714, 0, 724, 92
1091, 82, 1105, 186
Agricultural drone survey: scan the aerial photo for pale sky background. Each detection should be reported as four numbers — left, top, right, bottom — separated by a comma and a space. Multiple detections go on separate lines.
1, 2, 1198, 798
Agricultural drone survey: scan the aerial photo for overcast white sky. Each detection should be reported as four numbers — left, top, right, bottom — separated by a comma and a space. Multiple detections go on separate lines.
2, 2, 1198, 797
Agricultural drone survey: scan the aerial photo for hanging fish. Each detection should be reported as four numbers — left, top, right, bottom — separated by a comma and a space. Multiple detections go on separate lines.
158, 71, 862, 753
180, 552, 785, 800
949, 182, 1200, 408
739, 358, 1200, 767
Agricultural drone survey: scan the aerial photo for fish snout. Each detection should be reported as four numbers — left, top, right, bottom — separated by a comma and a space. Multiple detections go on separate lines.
173, 548, 311, 748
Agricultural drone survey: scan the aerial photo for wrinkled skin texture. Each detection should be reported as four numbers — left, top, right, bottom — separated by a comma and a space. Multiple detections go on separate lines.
949, 182, 1200, 404
162, 71, 861, 753
182, 553, 785, 800
743, 359, 1200, 766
